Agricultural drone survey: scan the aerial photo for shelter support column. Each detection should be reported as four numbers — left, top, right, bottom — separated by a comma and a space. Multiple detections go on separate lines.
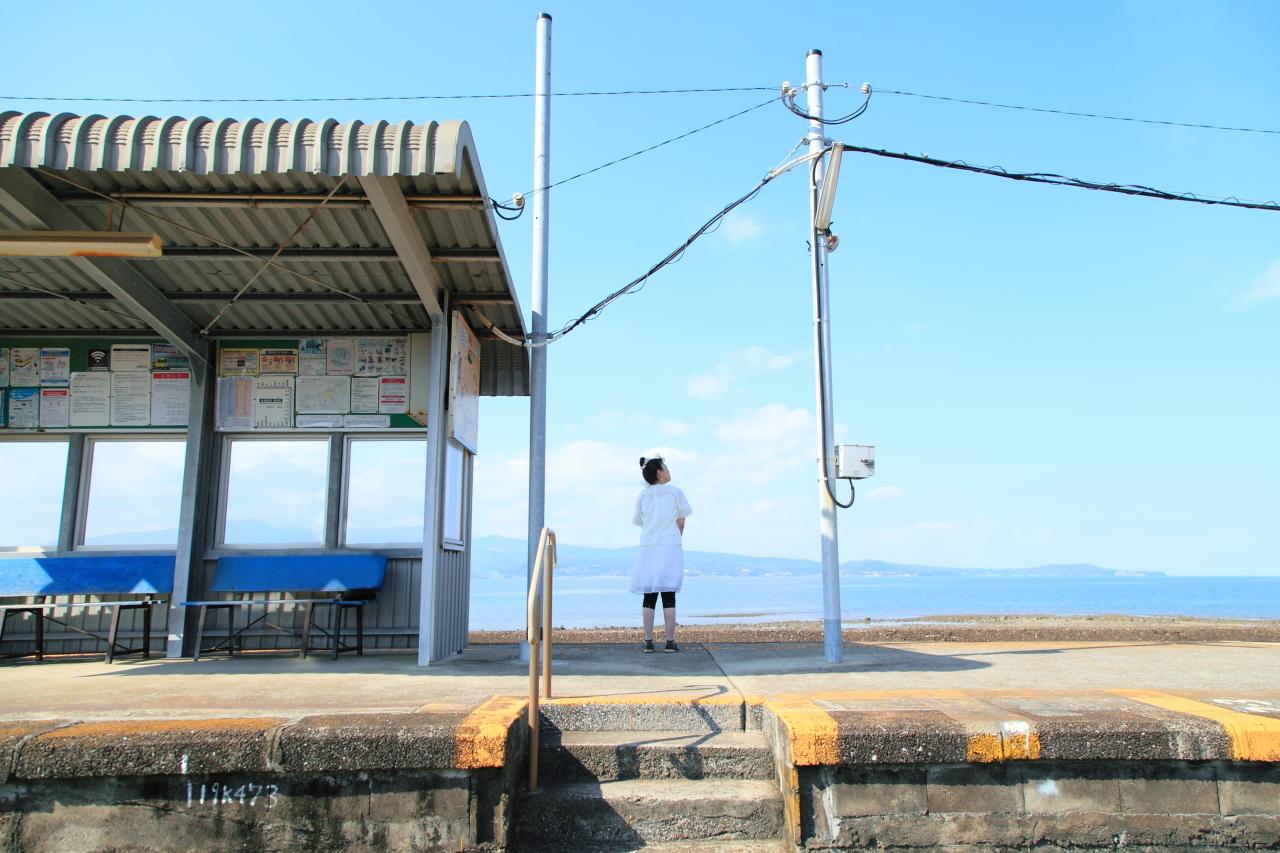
418, 302, 450, 665
166, 344, 217, 659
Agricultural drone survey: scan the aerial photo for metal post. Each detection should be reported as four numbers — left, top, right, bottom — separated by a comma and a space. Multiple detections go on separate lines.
806, 50, 843, 663
525, 11, 552, 663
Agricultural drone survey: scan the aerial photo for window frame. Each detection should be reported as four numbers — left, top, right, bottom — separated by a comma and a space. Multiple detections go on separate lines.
0, 434, 73, 553
216, 433, 332, 549
441, 439, 470, 551
340, 433, 430, 549
75, 434, 187, 550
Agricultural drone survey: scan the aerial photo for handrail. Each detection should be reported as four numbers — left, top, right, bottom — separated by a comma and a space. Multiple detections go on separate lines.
526, 527, 556, 793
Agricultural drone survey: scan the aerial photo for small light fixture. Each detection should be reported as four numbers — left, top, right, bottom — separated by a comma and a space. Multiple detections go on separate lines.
814, 143, 845, 232
0, 231, 163, 259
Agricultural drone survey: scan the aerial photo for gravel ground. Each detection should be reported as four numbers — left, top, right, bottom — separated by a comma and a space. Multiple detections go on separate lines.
469, 614, 1280, 645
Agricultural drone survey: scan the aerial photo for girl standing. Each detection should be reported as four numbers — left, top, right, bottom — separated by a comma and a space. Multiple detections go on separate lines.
631, 456, 692, 653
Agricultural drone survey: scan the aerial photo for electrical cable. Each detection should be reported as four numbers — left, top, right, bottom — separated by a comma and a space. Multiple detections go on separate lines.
0, 86, 778, 104
523, 95, 780, 197
836, 145, 1280, 212
33, 168, 428, 329
783, 84, 872, 125
864, 85, 1280, 136
0, 270, 144, 325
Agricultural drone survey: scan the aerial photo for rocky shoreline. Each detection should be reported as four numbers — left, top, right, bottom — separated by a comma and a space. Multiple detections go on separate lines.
468, 614, 1280, 645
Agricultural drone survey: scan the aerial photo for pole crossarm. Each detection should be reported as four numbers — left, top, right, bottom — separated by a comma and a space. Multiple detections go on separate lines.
0, 167, 209, 367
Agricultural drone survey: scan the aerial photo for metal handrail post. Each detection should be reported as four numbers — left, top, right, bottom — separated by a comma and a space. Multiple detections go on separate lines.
541, 531, 555, 698
526, 527, 554, 793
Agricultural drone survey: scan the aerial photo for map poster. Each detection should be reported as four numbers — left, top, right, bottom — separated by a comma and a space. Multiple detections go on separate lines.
448, 312, 480, 453
70, 372, 111, 427
8, 387, 38, 428
350, 377, 380, 413
215, 377, 254, 430
220, 348, 259, 377
253, 375, 295, 429
326, 338, 354, 375
111, 344, 151, 373
299, 339, 327, 375
151, 371, 191, 427
378, 376, 407, 414
39, 348, 71, 386
259, 348, 299, 375
39, 388, 70, 428
10, 348, 39, 385
296, 375, 350, 414
110, 371, 151, 427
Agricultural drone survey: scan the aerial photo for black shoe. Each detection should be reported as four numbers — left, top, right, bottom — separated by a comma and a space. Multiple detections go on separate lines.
643, 640, 655, 653
664, 641, 679, 653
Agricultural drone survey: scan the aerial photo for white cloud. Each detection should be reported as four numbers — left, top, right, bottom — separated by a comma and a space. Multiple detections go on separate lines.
1232, 260, 1280, 309
685, 346, 799, 398
659, 420, 694, 437
686, 368, 732, 399
740, 345, 800, 371
865, 485, 905, 501
719, 212, 765, 246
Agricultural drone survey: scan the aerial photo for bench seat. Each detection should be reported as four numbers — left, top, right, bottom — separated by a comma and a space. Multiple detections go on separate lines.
183, 554, 386, 661
0, 555, 175, 663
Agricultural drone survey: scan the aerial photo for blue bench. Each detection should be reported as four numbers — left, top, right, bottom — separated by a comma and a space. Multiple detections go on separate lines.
0, 555, 174, 663
183, 555, 386, 661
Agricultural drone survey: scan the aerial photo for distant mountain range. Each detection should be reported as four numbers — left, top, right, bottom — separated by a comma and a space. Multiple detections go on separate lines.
470, 535, 1164, 579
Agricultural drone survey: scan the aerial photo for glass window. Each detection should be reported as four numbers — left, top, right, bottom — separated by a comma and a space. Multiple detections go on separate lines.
0, 439, 69, 548
345, 437, 428, 545
223, 438, 328, 545
82, 439, 186, 547
443, 440, 467, 546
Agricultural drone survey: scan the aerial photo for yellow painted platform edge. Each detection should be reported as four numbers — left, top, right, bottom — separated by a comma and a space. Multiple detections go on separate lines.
1114, 690, 1280, 761
453, 696, 527, 769
765, 697, 840, 767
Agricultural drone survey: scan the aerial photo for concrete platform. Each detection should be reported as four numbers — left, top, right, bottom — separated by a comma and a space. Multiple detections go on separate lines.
1, 640, 1278, 851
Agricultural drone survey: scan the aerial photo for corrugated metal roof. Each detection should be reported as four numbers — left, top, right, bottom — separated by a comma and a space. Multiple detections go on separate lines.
0, 111, 527, 395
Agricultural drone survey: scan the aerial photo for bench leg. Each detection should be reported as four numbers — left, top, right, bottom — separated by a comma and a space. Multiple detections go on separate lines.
35, 609, 44, 662
331, 605, 343, 661
356, 606, 364, 656
301, 603, 315, 659
106, 606, 123, 665
193, 605, 207, 662
142, 604, 153, 660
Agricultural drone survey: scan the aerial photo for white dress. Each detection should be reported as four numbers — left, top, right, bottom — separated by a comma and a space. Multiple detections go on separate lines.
630, 484, 693, 594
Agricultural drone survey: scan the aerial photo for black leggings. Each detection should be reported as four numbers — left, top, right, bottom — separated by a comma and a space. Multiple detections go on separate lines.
641, 591, 676, 609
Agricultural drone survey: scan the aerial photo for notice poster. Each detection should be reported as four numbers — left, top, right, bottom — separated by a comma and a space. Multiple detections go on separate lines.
220, 348, 259, 376
448, 312, 481, 453
111, 344, 151, 373
0, 390, 5, 427
344, 414, 390, 428
216, 377, 254, 430
10, 348, 39, 385
69, 372, 111, 427
150, 343, 190, 372
8, 387, 38, 428
253, 375, 295, 429
110, 371, 151, 426
38, 388, 70, 428
378, 376, 407, 414
299, 339, 327, 375
86, 347, 110, 371
297, 414, 343, 429
350, 377, 380, 413
0, 348, 8, 386
326, 338, 354, 375
151, 371, 191, 426
259, 348, 299, 375
296, 375, 350, 414
355, 337, 407, 377
39, 348, 71, 386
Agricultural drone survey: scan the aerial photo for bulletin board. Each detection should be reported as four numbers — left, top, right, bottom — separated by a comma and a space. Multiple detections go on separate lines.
213, 336, 427, 431
0, 337, 191, 431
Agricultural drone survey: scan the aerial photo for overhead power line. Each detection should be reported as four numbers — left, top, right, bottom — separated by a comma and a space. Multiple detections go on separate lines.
865, 85, 1280, 135
838, 144, 1280, 212
0, 86, 776, 105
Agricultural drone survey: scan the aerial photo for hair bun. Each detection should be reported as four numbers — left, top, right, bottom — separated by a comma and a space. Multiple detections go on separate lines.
638, 457, 647, 467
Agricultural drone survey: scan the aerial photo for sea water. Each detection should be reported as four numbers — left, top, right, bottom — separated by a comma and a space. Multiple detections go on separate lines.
468, 572, 1280, 631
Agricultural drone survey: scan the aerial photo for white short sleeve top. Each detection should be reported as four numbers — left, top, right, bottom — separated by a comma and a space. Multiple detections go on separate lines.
632, 484, 692, 546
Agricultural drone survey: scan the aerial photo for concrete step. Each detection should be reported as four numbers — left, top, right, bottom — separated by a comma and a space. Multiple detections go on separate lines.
515, 841, 793, 852
514, 778, 785, 847
540, 729, 775, 782
539, 697, 747, 733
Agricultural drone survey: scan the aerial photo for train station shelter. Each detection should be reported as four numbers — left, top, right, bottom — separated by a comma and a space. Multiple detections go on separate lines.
0, 111, 528, 665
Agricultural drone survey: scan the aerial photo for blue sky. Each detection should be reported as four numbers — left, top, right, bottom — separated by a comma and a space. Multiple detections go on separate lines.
4, 1, 1278, 574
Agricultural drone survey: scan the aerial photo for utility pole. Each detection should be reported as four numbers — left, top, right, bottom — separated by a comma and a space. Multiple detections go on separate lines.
525, 12, 551, 662
805, 49, 843, 663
